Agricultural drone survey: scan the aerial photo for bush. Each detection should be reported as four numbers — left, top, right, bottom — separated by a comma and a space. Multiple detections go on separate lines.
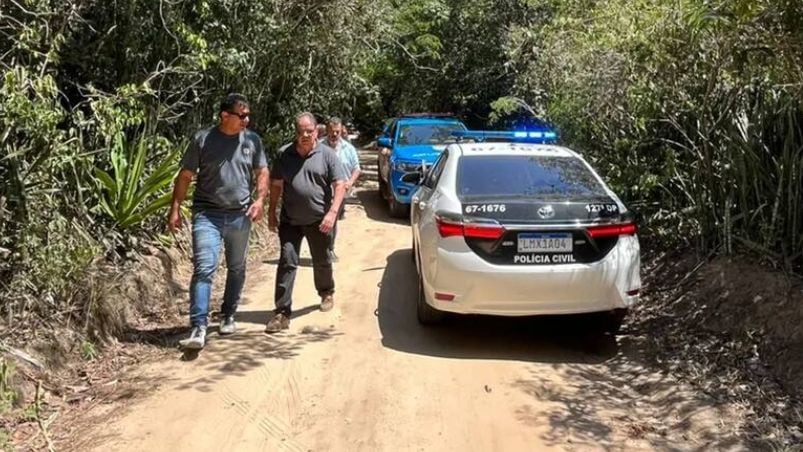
0, 0, 391, 343
503, 0, 803, 263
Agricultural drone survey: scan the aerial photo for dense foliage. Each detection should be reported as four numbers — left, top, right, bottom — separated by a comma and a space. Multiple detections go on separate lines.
1, 0, 802, 338
0, 0, 388, 334
373, 0, 803, 259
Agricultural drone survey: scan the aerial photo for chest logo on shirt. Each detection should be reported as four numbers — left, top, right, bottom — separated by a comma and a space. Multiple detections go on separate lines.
241, 143, 253, 157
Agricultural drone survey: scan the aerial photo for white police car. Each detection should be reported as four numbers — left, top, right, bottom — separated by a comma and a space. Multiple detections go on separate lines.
405, 131, 640, 331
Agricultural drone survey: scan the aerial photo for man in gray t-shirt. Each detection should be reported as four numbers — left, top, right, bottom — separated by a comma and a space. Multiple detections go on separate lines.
168, 93, 269, 349
179, 126, 266, 213
265, 112, 347, 332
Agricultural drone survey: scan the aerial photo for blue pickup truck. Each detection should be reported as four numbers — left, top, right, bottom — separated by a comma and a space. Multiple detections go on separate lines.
377, 114, 467, 217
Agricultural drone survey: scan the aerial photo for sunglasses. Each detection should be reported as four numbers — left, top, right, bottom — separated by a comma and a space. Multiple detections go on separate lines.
226, 111, 250, 120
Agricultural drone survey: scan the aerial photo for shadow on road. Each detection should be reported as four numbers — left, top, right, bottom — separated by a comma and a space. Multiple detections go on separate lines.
234, 304, 320, 325
376, 249, 618, 363
375, 249, 745, 448
355, 189, 409, 226
510, 354, 745, 451
172, 327, 340, 392
262, 257, 314, 267
123, 304, 323, 350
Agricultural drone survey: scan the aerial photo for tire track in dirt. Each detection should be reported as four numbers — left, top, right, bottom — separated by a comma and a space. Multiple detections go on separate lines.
217, 362, 303, 450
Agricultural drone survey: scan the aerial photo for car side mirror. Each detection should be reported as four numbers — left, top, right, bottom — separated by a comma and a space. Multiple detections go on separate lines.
400, 172, 422, 185
421, 162, 429, 176
378, 137, 392, 148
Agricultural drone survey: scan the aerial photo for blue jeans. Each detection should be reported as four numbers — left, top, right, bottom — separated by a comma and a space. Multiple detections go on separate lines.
189, 211, 252, 327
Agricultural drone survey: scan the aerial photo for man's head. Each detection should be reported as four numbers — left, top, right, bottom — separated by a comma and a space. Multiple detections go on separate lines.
219, 93, 250, 134
326, 116, 343, 147
295, 112, 318, 153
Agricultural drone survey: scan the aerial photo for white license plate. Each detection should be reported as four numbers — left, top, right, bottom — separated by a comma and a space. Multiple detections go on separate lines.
517, 233, 573, 253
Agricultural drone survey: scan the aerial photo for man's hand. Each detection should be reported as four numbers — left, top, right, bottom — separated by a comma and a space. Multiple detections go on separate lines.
167, 168, 194, 233
268, 211, 279, 233
168, 208, 183, 233
247, 199, 265, 222
319, 210, 338, 234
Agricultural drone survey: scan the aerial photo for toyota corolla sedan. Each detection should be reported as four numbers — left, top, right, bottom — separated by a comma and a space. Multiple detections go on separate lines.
406, 131, 640, 332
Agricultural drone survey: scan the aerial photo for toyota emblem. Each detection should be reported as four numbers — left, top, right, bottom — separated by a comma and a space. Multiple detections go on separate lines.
537, 205, 555, 219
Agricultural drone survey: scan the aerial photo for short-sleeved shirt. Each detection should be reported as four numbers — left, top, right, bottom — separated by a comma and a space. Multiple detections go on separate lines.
320, 138, 360, 179
271, 142, 347, 225
180, 126, 268, 213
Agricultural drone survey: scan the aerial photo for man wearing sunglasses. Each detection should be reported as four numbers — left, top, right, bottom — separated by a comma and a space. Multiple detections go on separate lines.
168, 93, 269, 350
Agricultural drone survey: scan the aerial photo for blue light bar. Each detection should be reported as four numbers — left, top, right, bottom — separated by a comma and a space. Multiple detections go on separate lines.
452, 129, 559, 143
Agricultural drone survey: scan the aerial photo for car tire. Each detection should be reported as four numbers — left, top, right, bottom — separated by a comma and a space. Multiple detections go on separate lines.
377, 154, 388, 198
599, 308, 627, 335
417, 274, 444, 325
388, 194, 409, 218
378, 174, 387, 199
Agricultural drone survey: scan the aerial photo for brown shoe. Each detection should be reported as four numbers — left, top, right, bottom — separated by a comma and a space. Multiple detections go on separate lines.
265, 312, 290, 333
320, 294, 334, 312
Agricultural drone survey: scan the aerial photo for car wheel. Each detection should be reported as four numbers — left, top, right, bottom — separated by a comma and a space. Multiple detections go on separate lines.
377, 154, 388, 198
417, 274, 444, 325
599, 308, 627, 335
388, 194, 409, 218
378, 174, 387, 199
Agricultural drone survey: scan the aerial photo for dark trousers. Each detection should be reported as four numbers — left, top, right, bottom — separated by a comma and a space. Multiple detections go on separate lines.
275, 222, 334, 315
329, 204, 346, 252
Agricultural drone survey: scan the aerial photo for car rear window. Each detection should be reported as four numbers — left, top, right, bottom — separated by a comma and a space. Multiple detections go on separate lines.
397, 123, 465, 145
457, 155, 607, 198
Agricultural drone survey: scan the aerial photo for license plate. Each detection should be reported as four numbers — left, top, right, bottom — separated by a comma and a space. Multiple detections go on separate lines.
517, 233, 573, 253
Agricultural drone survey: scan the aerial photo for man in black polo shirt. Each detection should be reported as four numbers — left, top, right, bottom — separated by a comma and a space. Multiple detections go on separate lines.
265, 112, 347, 332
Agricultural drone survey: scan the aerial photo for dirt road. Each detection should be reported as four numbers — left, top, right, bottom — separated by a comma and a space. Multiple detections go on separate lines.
68, 153, 744, 452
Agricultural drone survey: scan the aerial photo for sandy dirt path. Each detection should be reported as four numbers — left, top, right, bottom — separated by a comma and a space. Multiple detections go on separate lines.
67, 150, 745, 452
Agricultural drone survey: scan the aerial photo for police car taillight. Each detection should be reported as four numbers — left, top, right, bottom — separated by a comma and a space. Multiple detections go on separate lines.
436, 216, 463, 237
587, 222, 638, 238
436, 214, 505, 240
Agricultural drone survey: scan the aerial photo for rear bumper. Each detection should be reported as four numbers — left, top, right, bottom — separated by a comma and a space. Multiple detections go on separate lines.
423, 236, 640, 316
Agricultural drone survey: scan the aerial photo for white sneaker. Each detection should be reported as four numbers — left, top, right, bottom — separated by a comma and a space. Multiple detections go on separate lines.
219, 316, 236, 335
179, 326, 207, 349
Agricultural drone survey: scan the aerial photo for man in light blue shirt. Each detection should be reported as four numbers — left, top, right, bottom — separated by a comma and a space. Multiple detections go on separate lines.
321, 116, 361, 261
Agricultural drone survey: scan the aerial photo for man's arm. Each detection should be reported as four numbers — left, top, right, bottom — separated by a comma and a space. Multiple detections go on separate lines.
345, 145, 361, 190
267, 179, 283, 232
247, 167, 269, 222
330, 179, 346, 213
320, 150, 347, 234
320, 179, 346, 234
255, 167, 269, 201
348, 167, 361, 189
167, 169, 195, 232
